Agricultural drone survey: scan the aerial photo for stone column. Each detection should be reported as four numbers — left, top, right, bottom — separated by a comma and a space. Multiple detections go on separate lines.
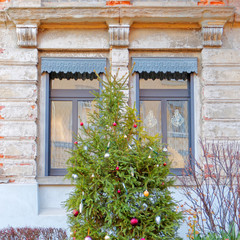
109, 24, 130, 99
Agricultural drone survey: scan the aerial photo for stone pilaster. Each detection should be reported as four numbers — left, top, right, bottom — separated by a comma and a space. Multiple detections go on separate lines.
109, 24, 130, 74
109, 24, 130, 99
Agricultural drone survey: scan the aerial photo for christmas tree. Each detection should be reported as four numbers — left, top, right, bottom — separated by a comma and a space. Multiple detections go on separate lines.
65, 68, 182, 240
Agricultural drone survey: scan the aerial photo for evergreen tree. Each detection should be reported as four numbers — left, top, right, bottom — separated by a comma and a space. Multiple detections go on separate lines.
65, 69, 182, 240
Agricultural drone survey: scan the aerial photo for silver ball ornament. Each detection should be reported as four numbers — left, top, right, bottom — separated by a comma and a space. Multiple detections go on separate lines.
163, 147, 168, 152
155, 216, 161, 225
84, 236, 92, 240
104, 152, 110, 158
72, 174, 78, 179
104, 235, 110, 239
79, 201, 83, 213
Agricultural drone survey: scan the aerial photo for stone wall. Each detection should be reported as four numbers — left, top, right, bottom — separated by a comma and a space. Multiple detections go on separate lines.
0, 26, 38, 183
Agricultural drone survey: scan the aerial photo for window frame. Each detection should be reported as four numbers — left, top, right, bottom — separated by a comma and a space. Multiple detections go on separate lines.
136, 73, 195, 176
45, 74, 100, 176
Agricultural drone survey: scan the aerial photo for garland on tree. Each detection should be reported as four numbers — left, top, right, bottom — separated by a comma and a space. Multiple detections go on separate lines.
65, 68, 182, 240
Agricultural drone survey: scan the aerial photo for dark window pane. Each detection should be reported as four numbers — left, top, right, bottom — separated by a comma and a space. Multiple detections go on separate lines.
51, 101, 72, 169
140, 78, 187, 90
140, 101, 161, 136
51, 78, 99, 90
167, 101, 189, 169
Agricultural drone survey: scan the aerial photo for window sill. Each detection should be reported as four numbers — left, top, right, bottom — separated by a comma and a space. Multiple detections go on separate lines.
37, 176, 72, 186
36, 176, 191, 186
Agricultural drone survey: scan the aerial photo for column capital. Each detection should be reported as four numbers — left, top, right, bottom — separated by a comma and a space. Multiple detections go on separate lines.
201, 20, 226, 47
16, 22, 39, 47
109, 24, 130, 47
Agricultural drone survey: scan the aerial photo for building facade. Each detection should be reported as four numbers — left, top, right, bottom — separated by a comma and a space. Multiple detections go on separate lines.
0, 0, 239, 238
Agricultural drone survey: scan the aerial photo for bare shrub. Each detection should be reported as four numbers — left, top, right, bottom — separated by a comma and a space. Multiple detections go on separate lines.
178, 140, 240, 236
0, 227, 67, 240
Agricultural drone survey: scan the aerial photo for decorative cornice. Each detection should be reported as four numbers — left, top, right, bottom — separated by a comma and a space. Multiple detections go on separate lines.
109, 25, 129, 46
201, 20, 226, 47
4, 6, 235, 24
16, 24, 38, 47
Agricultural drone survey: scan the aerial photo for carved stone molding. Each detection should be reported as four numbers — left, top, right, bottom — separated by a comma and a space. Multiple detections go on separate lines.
109, 25, 130, 47
201, 20, 226, 47
16, 24, 38, 47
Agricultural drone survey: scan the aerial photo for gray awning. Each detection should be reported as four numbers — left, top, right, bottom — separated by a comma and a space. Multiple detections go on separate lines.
41, 58, 106, 74
132, 57, 198, 74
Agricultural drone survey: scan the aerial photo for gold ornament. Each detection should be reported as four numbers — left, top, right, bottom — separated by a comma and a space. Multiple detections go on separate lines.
144, 190, 149, 197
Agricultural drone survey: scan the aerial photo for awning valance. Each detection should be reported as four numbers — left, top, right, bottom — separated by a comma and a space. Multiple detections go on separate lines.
132, 57, 198, 74
41, 58, 106, 74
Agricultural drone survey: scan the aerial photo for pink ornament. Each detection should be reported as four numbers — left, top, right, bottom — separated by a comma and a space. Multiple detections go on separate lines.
84, 236, 92, 240
117, 189, 121, 194
74, 141, 78, 145
80, 122, 84, 126
73, 238, 76, 240
141, 238, 146, 240
113, 122, 117, 126
130, 218, 138, 226
133, 124, 137, 128
162, 182, 165, 186
116, 166, 119, 171
73, 209, 79, 217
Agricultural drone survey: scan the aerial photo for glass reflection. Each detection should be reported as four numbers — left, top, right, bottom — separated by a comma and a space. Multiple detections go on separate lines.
51, 101, 72, 169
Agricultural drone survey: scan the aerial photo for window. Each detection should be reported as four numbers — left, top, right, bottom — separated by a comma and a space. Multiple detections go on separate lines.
133, 57, 197, 175
42, 58, 106, 176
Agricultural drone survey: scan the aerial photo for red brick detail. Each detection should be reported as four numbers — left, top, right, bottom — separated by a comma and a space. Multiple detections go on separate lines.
0, 137, 4, 139
0, 49, 4, 53
0, 163, 3, 167
203, 116, 212, 121
106, 1, 131, 6
0, 106, 5, 111
19, 163, 31, 166
210, 1, 225, 4
198, 0, 208, 5
31, 105, 36, 109
198, 0, 225, 5
9, 179, 15, 183
0, 115, 4, 120
20, 136, 35, 140
0, 155, 3, 158
0, 0, 8, 2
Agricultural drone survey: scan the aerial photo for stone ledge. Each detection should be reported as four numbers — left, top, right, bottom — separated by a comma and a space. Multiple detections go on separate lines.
3, 6, 235, 24
37, 176, 72, 185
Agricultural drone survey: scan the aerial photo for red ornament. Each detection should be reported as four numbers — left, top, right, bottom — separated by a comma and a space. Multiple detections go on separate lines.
117, 189, 121, 194
133, 124, 137, 128
80, 122, 84, 126
113, 122, 117, 126
116, 166, 119, 171
73, 209, 79, 217
130, 218, 138, 226
74, 141, 78, 145
162, 182, 165, 186
163, 162, 167, 166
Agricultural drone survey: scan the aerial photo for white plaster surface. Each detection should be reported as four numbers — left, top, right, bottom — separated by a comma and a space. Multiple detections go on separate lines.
130, 28, 202, 49
38, 29, 109, 50
0, 184, 72, 229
